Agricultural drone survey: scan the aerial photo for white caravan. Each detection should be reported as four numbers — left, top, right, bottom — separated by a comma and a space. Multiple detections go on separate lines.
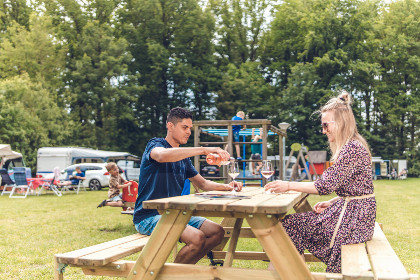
36, 147, 140, 181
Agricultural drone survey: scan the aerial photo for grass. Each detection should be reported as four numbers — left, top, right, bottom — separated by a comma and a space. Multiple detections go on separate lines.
0, 178, 418, 279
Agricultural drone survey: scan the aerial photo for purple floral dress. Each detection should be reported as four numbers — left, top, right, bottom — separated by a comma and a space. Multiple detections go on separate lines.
282, 139, 376, 273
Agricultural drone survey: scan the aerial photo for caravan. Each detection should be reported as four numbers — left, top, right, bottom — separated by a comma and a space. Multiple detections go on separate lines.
36, 147, 140, 181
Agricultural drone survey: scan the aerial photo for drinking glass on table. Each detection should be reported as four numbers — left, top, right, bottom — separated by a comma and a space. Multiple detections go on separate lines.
261, 160, 274, 179
261, 160, 275, 193
228, 161, 240, 192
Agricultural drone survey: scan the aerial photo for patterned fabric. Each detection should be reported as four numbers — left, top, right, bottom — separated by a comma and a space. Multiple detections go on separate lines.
108, 174, 124, 199
282, 139, 376, 273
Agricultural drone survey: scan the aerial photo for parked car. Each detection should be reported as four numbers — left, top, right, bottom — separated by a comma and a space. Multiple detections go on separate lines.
117, 160, 140, 181
61, 163, 127, 191
201, 166, 220, 177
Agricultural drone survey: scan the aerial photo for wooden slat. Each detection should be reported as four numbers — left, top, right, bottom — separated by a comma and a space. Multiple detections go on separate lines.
194, 188, 263, 212
342, 243, 373, 280
55, 234, 148, 265
210, 251, 321, 262
82, 262, 343, 279
366, 223, 409, 280
211, 251, 268, 261
127, 210, 192, 280
224, 227, 255, 238
246, 214, 314, 280
224, 191, 305, 214
77, 237, 150, 266
224, 218, 243, 267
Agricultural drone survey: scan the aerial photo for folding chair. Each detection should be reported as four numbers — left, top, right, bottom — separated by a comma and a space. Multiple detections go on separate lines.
39, 167, 63, 196
0, 169, 15, 196
9, 167, 31, 198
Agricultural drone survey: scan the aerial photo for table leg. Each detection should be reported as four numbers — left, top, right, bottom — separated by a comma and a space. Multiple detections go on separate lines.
224, 218, 243, 267
213, 218, 237, 251
127, 209, 192, 280
293, 194, 313, 213
246, 214, 314, 280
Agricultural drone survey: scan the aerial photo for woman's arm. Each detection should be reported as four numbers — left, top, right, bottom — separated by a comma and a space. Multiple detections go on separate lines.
264, 180, 319, 194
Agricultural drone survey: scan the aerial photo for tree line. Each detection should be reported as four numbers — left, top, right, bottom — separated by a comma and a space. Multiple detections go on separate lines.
0, 0, 419, 176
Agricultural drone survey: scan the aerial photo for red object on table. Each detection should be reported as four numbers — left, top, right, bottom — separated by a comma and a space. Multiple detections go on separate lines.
27, 178, 51, 190
122, 181, 138, 203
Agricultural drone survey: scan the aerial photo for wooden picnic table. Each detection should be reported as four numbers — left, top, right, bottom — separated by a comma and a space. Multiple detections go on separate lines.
126, 187, 315, 280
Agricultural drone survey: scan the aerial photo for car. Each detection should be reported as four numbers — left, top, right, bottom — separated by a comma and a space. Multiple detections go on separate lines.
201, 166, 220, 177
117, 160, 140, 181
61, 163, 127, 191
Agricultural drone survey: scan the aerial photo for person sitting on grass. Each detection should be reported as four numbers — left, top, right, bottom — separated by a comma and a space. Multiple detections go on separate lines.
97, 162, 132, 208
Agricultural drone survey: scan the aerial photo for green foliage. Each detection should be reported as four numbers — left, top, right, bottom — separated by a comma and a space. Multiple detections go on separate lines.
0, 74, 74, 171
0, 180, 418, 279
0, 0, 417, 171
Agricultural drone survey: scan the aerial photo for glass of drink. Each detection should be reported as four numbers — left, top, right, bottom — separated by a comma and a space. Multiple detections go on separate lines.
261, 160, 275, 194
228, 161, 240, 192
261, 160, 274, 180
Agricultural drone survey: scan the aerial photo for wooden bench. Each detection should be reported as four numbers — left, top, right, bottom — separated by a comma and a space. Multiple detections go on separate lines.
54, 234, 150, 279
54, 222, 417, 280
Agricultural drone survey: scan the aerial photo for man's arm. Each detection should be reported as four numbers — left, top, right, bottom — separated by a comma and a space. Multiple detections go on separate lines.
189, 173, 242, 192
151, 146, 230, 163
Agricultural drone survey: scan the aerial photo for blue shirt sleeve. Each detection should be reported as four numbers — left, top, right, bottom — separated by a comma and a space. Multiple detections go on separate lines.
185, 157, 198, 179
143, 138, 166, 162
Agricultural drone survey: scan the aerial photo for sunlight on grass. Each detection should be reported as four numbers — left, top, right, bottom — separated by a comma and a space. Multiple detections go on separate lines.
0, 178, 418, 279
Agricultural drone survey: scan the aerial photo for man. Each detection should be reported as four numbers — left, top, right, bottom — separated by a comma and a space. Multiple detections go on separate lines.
133, 107, 242, 264
232, 111, 246, 160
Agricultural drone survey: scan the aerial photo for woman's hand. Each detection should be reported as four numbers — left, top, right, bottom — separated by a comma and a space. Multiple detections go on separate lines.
264, 180, 289, 193
313, 201, 331, 214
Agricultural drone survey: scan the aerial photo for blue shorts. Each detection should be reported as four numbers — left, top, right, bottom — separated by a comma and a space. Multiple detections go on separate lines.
108, 194, 122, 202
233, 130, 240, 142
135, 215, 206, 236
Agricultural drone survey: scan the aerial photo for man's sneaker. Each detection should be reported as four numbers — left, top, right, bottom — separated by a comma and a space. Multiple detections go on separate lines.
236, 157, 243, 160
97, 200, 107, 208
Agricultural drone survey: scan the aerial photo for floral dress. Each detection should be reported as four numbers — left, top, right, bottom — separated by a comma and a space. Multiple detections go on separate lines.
282, 139, 376, 273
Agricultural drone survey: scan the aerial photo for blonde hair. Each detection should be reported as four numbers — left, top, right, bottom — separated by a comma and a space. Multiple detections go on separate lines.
319, 90, 371, 162
105, 162, 117, 172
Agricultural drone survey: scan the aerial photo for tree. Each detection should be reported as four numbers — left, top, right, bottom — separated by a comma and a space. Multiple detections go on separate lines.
0, 14, 66, 90
0, 74, 74, 171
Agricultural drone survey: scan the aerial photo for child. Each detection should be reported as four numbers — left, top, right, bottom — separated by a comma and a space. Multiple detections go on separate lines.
97, 162, 132, 208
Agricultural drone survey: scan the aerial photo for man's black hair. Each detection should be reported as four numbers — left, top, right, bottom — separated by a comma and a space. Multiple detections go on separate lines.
166, 107, 193, 125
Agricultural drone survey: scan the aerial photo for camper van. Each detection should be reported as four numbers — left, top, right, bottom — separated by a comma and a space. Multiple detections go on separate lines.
36, 147, 140, 180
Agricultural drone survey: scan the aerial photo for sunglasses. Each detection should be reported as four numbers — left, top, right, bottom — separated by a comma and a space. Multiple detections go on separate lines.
321, 121, 335, 131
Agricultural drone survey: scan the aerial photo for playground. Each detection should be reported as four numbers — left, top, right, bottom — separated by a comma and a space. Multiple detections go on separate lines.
0, 178, 418, 279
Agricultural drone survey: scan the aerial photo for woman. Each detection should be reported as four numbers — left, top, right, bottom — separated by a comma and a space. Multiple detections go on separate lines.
265, 91, 376, 273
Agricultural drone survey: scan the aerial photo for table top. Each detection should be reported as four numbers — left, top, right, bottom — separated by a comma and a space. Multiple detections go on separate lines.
143, 187, 307, 215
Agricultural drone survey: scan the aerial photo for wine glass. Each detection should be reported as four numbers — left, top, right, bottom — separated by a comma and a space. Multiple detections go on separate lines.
261, 160, 275, 194
228, 161, 240, 193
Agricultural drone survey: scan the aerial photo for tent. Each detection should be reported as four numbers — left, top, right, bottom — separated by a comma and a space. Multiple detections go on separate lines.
0, 144, 23, 162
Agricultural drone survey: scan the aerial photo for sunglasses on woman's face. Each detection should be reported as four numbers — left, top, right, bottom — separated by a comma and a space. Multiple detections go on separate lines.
321, 121, 335, 131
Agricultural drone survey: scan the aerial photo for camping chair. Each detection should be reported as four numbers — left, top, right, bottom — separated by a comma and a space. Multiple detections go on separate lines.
0, 169, 15, 196
38, 167, 63, 196
9, 167, 31, 198
67, 170, 87, 194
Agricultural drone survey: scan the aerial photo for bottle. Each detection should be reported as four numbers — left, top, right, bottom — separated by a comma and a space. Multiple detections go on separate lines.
206, 153, 231, 166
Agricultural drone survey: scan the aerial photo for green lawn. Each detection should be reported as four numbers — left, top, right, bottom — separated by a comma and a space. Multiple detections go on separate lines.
0, 179, 418, 279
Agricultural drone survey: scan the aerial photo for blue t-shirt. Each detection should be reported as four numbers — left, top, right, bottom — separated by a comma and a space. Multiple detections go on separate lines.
133, 138, 198, 224
232, 116, 243, 133
71, 171, 85, 185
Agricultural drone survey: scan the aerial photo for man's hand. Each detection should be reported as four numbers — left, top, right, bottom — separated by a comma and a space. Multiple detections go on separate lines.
227, 181, 243, 192
204, 147, 230, 161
